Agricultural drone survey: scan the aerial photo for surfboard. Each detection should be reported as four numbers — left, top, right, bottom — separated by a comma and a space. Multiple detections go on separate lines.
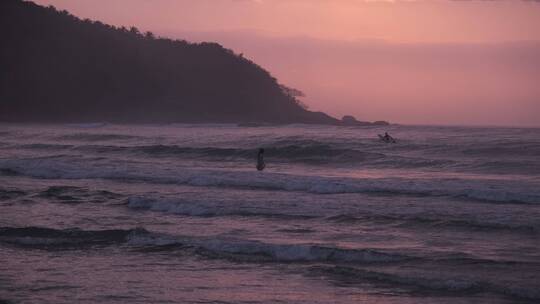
378, 134, 396, 143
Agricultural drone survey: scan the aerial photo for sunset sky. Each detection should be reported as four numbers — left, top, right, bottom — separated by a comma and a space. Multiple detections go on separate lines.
34, 0, 540, 126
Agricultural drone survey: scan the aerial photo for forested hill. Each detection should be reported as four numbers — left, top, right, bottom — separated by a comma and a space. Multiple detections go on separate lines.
0, 0, 338, 124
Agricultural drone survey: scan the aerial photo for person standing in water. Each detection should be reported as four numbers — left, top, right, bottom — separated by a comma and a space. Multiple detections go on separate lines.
256, 148, 266, 171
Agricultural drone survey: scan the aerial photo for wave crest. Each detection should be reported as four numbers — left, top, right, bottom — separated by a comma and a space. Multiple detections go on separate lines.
0, 226, 146, 248
1, 158, 539, 204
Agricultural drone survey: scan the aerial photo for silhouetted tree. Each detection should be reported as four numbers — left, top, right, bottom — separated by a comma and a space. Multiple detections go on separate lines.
144, 31, 155, 40
129, 26, 140, 36
280, 85, 308, 109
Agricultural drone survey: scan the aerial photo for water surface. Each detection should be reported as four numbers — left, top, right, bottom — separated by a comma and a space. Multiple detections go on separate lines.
1, 123, 539, 303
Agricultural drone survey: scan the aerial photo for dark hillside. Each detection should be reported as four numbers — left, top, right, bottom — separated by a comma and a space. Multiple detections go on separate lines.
0, 0, 338, 124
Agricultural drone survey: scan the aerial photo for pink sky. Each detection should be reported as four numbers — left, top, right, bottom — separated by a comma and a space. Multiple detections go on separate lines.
34, 0, 540, 126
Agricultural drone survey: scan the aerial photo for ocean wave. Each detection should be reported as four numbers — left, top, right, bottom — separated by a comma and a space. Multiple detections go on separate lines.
18, 143, 74, 150
4, 225, 528, 269
198, 241, 407, 264
368, 156, 455, 169
0, 168, 19, 176
73, 143, 386, 164
11, 138, 540, 173
314, 265, 482, 292
325, 214, 539, 234
126, 232, 409, 264
471, 160, 540, 175
126, 230, 533, 267
133, 231, 523, 267
0, 188, 27, 201
126, 196, 539, 234
372, 138, 540, 158
461, 142, 540, 157
13, 139, 536, 173
127, 196, 315, 219
1, 158, 539, 204
57, 133, 138, 141
0, 226, 407, 264
65, 123, 108, 128
312, 265, 540, 301
4, 225, 537, 301
0, 226, 144, 248
37, 186, 123, 204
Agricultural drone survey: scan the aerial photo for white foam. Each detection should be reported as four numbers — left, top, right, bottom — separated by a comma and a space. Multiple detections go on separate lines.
2, 157, 539, 204
127, 197, 216, 216
125, 232, 405, 263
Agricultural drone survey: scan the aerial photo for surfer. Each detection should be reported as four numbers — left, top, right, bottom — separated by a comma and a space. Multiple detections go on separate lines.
379, 132, 396, 143
256, 148, 266, 171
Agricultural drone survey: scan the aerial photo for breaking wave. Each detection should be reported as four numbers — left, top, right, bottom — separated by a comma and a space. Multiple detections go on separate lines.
0, 188, 27, 201
127, 231, 410, 264
126, 196, 315, 219
57, 133, 138, 141
3, 225, 538, 301
126, 196, 539, 233
72, 143, 386, 164
4, 226, 534, 273
1, 157, 538, 204
18, 143, 74, 150
0, 226, 407, 264
37, 186, 123, 204
8, 133, 540, 173
0, 226, 142, 248
312, 266, 540, 301
325, 214, 539, 234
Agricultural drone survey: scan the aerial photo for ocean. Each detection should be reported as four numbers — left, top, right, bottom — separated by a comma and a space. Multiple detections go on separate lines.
0, 123, 539, 303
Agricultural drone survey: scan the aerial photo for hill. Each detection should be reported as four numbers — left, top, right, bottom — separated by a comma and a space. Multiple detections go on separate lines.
0, 0, 338, 124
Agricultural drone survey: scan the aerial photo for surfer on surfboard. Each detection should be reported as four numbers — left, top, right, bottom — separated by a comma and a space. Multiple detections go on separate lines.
379, 132, 396, 143
256, 148, 266, 171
